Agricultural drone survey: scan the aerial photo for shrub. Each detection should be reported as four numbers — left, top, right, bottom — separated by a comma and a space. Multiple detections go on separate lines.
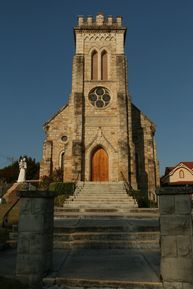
129, 189, 157, 208
49, 182, 75, 207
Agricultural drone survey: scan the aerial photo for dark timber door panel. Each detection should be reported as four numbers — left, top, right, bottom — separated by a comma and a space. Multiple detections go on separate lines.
91, 147, 109, 181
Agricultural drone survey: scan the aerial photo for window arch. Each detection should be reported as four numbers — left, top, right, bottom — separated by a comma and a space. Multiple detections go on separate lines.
91, 50, 98, 80
179, 169, 184, 179
101, 50, 108, 80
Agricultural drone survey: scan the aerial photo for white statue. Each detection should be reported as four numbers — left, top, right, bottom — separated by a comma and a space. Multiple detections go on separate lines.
17, 157, 27, 183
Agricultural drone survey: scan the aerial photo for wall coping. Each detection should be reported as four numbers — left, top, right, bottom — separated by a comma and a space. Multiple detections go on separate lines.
157, 186, 193, 196
17, 191, 58, 198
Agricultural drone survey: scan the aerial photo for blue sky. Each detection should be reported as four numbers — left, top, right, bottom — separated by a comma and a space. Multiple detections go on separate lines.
0, 0, 192, 175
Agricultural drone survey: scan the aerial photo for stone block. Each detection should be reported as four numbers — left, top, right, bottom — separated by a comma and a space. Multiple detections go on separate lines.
18, 214, 44, 232
27, 274, 42, 287
182, 283, 193, 289
175, 195, 191, 214
161, 257, 193, 283
159, 195, 175, 214
29, 234, 52, 254
177, 236, 192, 257
31, 198, 47, 214
163, 282, 183, 289
44, 251, 53, 271
20, 198, 31, 215
161, 236, 177, 257
17, 234, 30, 254
160, 215, 191, 236
16, 254, 44, 274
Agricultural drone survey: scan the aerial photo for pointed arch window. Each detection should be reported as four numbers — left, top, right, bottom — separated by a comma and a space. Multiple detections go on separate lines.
60, 152, 65, 179
101, 50, 108, 80
179, 169, 184, 179
91, 50, 98, 80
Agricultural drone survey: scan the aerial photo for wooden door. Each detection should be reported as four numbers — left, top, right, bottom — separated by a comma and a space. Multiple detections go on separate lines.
91, 147, 109, 181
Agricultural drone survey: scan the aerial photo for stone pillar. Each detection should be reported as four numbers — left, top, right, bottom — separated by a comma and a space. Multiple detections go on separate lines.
158, 187, 193, 289
16, 191, 56, 288
116, 55, 129, 181
71, 54, 84, 181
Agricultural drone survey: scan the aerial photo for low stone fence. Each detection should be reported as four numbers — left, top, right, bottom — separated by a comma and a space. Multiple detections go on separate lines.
16, 190, 57, 288
158, 187, 193, 289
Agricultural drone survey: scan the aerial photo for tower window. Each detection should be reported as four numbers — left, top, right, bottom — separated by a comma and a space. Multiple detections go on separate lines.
91, 50, 98, 80
101, 50, 108, 80
88, 86, 111, 108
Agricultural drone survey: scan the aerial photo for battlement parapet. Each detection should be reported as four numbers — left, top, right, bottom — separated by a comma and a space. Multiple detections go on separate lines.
76, 13, 125, 30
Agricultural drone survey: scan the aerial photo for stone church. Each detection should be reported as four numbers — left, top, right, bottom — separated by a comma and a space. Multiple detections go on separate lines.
40, 13, 160, 200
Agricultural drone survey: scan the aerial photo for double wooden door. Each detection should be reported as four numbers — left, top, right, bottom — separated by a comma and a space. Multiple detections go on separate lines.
91, 147, 109, 181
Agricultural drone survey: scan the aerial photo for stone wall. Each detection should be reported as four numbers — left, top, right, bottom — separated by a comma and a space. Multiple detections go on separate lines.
132, 104, 159, 200
158, 187, 193, 289
16, 191, 56, 287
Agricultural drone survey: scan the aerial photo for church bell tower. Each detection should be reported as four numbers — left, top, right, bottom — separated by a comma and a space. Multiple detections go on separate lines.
70, 12, 137, 184
40, 13, 160, 199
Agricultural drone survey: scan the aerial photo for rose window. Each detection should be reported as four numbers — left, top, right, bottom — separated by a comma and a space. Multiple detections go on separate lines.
88, 87, 111, 108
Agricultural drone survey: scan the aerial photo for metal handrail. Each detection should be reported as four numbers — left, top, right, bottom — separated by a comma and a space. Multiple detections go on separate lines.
120, 171, 132, 192
2, 197, 21, 228
120, 171, 138, 202
2, 181, 38, 228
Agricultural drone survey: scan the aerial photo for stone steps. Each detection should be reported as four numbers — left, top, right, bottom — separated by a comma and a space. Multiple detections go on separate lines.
9, 216, 160, 250
9, 232, 159, 250
69, 201, 133, 204
54, 239, 159, 250
43, 277, 163, 289
54, 230, 159, 249
54, 208, 159, 218
71, 195, 131, 199
63, 182, 137, 212
55, 207, 159, 214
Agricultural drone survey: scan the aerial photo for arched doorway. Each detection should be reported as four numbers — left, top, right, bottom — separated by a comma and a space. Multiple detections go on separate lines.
91, 147, 109, 181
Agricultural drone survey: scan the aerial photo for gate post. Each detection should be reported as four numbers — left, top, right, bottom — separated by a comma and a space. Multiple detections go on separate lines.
16, 190, 56, 288
158, 187, 193, 289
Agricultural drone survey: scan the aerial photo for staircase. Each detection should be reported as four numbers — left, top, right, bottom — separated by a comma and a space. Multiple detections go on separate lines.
59, 182, 137, 216
8, 181, 162, 288
53, 217, 159, 250
52, 182, 159, 250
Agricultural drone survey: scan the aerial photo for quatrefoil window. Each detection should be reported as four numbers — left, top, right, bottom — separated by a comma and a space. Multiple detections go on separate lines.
88, 87, 111, 108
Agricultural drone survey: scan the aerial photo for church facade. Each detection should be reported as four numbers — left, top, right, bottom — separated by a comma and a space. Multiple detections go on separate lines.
40, 13, 160, 200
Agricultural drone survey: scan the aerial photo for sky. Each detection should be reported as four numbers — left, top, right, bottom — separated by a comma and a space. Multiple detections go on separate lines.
0, 0, 193, 175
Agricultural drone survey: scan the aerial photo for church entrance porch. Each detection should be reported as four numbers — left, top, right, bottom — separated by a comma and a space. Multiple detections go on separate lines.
91, 147, 109, 181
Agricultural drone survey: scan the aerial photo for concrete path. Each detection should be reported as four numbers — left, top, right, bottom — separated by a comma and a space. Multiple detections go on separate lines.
50, 248, 160, 281
0, 247, 160, 281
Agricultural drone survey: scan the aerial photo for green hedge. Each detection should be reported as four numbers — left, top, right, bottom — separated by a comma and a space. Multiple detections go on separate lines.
129, 189, 157, 208
49, 182, 75, 207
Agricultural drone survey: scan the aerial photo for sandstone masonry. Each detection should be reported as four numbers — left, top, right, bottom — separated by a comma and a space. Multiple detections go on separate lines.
158, 187, 193, 288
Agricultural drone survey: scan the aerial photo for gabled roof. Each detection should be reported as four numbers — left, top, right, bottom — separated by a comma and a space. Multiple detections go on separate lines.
131, 103, 156, 130
161, 161, 193, 182
180, 162, 193, 170
43, 104, 68, 128
164, 166, 174, 175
